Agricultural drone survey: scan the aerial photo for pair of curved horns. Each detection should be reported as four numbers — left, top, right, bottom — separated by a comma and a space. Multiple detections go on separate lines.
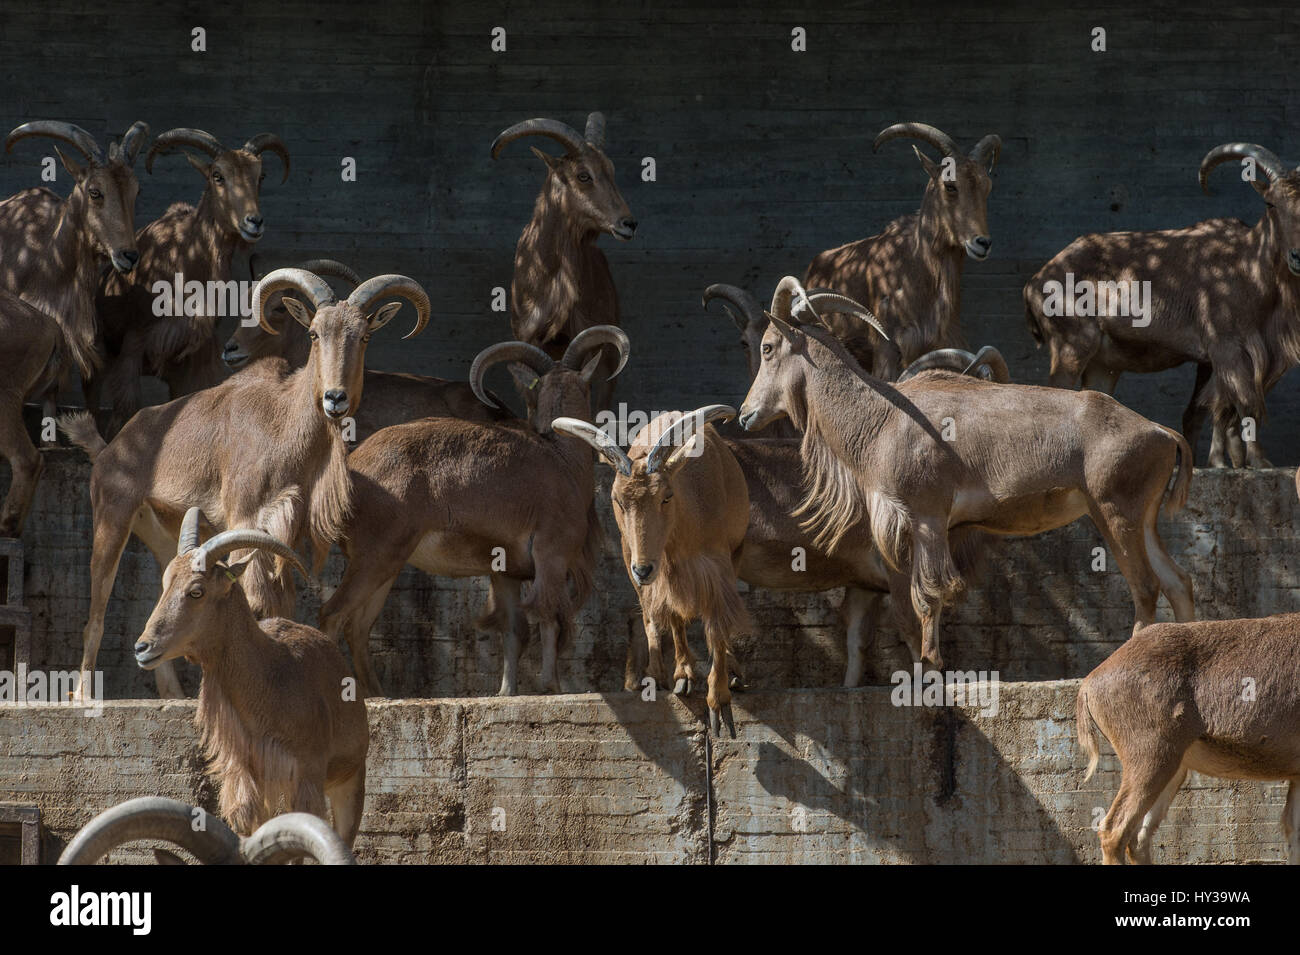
553, 404, 735, 476
874, 122, 1002, 169
898, 345, 1010, 383
177, 506, 308, 579
57, 796, 355, 865
469, 324, 630, 409
766, 276, 890, 342
145, 128, 290, 182
251, 268, 431, 340
6, 120, 151, 167
1199, 142, 1293, 194
491, 111, 607, 159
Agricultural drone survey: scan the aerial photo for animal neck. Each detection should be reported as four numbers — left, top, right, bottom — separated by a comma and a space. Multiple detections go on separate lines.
285, 355, 353, 552
796, 333, 894, 450
515, 178, 596, 301
193, 593, 279, 727
32, 189, 101, 376
1253, 209, 1295, 284
191, 192, 245, 280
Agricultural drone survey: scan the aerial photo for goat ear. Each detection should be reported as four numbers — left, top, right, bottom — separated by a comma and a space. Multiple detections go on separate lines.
663, 432, 704, 474
366, 301, 404, 331
55, 147, 85, 180
913, 145, 940, 178
220, 554, 255, 581
508, 361, 541, 393
281, 296, 314, 329
530, 146, 562, 170
184, 151, 212, 178
579, 351, 602, 383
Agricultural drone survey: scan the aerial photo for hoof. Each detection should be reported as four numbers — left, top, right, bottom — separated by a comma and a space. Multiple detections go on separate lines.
729, 675, 746, 693
673, 677, 692, 696
709, 704, 737, 739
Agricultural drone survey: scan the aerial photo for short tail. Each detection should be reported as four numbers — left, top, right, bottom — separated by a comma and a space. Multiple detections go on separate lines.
1076, 682, 1103, 782
1159, 425, 1193, 516
57, 410, 107, 462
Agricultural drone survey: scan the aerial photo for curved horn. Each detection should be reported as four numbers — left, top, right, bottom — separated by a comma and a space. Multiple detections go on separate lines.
242, 132, 290, 183
469, 341, 554, 408
969, 133, 1002, 170
491, 118, 586, 159
240, 813, 356, 866
874, 122, 958, 158
646, 405, 736, 474
1199, 142, 1287, 194
898, 348, 979, 382
561, 324, 630, 378
769, 275, 813, 325
553, 417, 633, 476
584, 111, 606, 148
347, 274, 430, 339
966, 345, 1010, 383
897, 347, 1011, 384
796, 291, 890, 341
293, 259, 361, 286
5, 121, 103, 164
144, 127, 223, 173
118, 121, 151, 166
178, 507, 203, 556
703, 283, 765, 332
58, 797, 242, 866
196, 527, 308, 580
252, 268, 338, 333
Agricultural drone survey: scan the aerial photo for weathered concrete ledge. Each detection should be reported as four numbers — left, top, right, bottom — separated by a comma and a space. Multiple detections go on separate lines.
0, 682, 1288, 864
10, 453, 1300, 699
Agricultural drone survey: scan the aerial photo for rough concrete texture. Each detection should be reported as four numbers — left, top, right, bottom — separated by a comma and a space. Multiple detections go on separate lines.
12, 453, 1300, 701
0, 684, 1289, 864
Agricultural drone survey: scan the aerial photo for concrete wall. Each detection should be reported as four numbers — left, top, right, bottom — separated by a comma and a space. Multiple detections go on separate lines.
13, 452, 1299, 701
2, 1, 1300, 462
0, 684, 1288, 864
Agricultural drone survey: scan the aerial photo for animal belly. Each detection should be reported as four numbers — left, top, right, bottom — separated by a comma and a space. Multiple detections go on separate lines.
952, 487, 1089, 536
1183, 739, 1300, 781
408, 532, 500, 578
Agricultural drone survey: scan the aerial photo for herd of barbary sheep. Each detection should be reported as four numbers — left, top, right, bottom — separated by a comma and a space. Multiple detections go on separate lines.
2, 113, 1298, 866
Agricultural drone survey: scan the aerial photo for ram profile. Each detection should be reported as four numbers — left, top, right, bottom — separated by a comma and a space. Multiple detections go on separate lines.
131, 510, 368, 848
805, 122, 1000, 379
739, 277, 1194, 671
0, 120, 149, 417
493, 111, 635, 412
95, 127, 291, 435
1026, 141, 1300, 468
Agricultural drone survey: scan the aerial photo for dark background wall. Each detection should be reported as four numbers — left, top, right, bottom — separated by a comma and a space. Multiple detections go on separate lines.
2, 0, 1299, 459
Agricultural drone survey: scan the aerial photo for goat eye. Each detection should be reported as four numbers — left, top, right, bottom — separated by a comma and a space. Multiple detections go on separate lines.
362, 333, 371, 343
188, 586, 203, 599
88, 187, 103, 200
944, 182, 957, 194
761, 343, 773, 358
309, 330, 319, 341
577, 171, 592, 183
212, 172, 224, 184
